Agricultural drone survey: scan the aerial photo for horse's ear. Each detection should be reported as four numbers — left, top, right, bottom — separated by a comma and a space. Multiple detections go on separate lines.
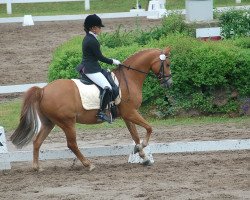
163, 47, 171, 55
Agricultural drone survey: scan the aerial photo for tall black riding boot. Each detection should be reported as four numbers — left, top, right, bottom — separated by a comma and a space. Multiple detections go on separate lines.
97, 87, 112, 123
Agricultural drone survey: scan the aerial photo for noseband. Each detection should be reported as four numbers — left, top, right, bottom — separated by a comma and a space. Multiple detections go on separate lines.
119, 53, 171, 82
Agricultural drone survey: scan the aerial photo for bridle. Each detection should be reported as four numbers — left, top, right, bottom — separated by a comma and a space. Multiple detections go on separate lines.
119, 53, 171, 83
155, 54, 172, 85
117, 53, 171, 102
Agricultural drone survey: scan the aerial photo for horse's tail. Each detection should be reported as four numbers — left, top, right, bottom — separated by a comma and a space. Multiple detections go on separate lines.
10, 86, 43, 149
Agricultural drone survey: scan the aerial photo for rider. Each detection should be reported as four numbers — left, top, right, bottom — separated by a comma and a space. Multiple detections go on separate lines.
77, 14, 121, 123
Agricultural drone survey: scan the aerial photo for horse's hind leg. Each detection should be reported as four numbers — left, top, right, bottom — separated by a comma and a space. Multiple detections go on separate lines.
61, 123, 95, 171
33, 121, 54, 171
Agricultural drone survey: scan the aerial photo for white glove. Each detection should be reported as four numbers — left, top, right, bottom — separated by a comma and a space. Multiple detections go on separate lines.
112, 59, 121, 65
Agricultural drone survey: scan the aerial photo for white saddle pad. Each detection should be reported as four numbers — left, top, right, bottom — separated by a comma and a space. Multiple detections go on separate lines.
72, 73, 121, 110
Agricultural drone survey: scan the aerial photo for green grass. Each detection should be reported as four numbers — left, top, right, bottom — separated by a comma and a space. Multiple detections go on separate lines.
167, 0, 250, 9
1, 99, 249, 134
0, 100, 22, 132
0, 0, 249, 17
149, 116, 250, 126
0, 0, 149, 17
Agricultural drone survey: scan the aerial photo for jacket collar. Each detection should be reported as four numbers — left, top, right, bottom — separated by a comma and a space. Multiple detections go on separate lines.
89, 31, 98, 39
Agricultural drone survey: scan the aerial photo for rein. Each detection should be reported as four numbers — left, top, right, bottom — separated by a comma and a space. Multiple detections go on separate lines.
119, 59, 171, 80
119, 64, 149, 75
118, 53, 171, 102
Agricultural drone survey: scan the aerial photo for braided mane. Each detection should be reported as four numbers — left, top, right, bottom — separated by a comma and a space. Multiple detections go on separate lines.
124, 48, 161, 64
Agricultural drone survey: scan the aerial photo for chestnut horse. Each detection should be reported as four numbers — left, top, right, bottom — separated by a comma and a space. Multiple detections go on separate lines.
10, 47, 172, 171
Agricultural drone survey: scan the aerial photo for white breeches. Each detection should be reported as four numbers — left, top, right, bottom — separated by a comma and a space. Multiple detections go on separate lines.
85, 72, 112, 89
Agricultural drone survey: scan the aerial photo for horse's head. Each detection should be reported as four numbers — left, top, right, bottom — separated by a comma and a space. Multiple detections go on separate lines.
117, 47, 172, 88
150, 47, 172, 88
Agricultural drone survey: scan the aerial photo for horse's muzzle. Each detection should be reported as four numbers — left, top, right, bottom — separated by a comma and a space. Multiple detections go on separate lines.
162, 77, 173, 88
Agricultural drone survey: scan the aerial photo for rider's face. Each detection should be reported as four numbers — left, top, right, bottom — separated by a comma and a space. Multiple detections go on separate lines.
91, 26, 102, 35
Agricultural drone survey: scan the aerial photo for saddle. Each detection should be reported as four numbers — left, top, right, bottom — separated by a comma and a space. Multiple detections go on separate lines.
72, 69, 121, 119
80, 68, 120, 102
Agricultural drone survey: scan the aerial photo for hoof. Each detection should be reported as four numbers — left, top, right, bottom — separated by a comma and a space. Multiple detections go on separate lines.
71, 158, 78, 167
88, 164, 96, 171
33, 167, 39, 172
142, 158, 153, 166
32, 166, 43, 172
134, 145, 140, 154
139, 151, 145, 158
134, 144, 143, 154
32, 163, 40, 172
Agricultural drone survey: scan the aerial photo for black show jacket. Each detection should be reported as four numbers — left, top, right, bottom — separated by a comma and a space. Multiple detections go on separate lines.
80, 33, 113, 74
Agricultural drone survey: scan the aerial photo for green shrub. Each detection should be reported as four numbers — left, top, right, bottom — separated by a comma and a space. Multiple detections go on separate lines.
219, 9, 250, 39
135, 13, 195, 45
48, 14, 250, 117
48, 37, 82, 81
98, 13, 194, 47
99, 25, 135, 48
232, 37, 250, 49
231, 49, 250, 96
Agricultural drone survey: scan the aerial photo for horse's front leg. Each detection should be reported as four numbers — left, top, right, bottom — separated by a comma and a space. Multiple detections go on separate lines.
124, 120, 144, 157
123, 112, 153, 165
124, 111, 152, 147
124, 120, 140, 144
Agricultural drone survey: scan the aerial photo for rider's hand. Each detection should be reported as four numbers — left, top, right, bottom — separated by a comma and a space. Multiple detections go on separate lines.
112, 59, 121, 65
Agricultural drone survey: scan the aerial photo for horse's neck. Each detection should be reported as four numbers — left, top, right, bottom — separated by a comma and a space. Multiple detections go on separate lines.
122, 50, 158, 84
113, 50, 157, 101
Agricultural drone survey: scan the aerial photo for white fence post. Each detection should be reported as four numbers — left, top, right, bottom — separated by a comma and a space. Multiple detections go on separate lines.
7, 0, 12, 14
0, 126, 11, 170
85, 0, 90, 10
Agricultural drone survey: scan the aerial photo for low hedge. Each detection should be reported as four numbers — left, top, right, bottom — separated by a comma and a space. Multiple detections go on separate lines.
219, 9, 250, 39
48, 13, 250, 117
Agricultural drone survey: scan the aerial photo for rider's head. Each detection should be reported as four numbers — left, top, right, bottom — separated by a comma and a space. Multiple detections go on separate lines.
84, 14, 104, 33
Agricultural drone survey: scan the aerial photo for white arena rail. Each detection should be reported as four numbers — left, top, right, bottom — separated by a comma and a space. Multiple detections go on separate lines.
0, 11, 160, 24
0, 82, 47, 94
1, 126, 250, 170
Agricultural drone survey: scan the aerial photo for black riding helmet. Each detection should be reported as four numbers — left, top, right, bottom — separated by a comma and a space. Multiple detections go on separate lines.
84, 14, 104, 32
